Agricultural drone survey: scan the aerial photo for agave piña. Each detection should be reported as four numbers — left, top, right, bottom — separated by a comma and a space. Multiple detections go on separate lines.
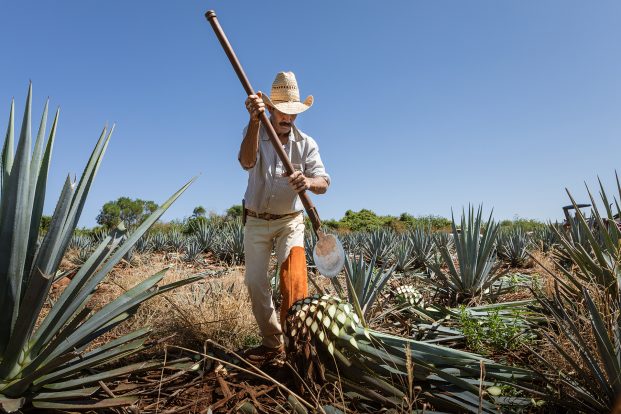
286, 294, 537, 412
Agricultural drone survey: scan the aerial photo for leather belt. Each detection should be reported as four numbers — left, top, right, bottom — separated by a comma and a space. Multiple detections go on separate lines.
245, 209, 301, 221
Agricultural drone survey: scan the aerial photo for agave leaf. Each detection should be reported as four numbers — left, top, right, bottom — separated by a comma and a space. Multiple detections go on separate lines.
32, 386, 99, 401
52, 127, 112, 278
47, 270, 167, 356
535, 281, 617, 412
429, 206, 501, 303
20, 98, 48, 290
0, 88, 201, 409
20, 307, 93, 382
34, 335, 149, 387
1, 99, 15, 193
32, 396, 138, 410
324, 372, 401, 408
0, 267, 53, 375
362, 262, 395, 316
583, 288, 621, 396
432, 392, 490, 414
0, 84, 34, 343
343, 264, 366, 326
29, 175, 76, 278
341, 254, 395, 323
33, 178, 195, 354
1, 351, 78, 396
42, 359, 193, 391
23, 107, 58, 289
77, 327, 150, 362
30, 225, 124, 353
35, 345, 145, 391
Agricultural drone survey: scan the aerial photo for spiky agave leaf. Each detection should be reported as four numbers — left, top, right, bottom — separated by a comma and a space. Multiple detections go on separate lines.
361, 229, 398, 265
535, 283, 621, 413
331, 254, 396, 324
286, 294, 538, 412
428, 205, 502, 304
182, 236, 203, 263
0, 87, 200, 410
190, 218, 216, 253
532, 174, 621, 411
532, 224, 560, 253
214, 219, 244, 265
391, 238, 417, 273
550, 179, 621, 298
407, 226, 436, 271
304, 230, 318, 272
497, 228, 532, 268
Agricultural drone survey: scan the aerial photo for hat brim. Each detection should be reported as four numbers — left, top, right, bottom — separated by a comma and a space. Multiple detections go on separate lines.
262, 95, 313, 115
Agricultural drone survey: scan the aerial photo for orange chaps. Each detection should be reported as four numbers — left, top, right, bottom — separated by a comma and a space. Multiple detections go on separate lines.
279, 246, 308, 326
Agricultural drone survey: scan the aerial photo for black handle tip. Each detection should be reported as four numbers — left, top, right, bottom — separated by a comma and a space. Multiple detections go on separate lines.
205, 10, 216, 20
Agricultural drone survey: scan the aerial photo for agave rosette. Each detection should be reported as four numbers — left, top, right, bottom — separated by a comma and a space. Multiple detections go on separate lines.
0, 86, 200, 411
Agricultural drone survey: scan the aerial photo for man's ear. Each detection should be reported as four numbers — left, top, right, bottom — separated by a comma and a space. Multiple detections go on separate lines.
266, 105, 275, 114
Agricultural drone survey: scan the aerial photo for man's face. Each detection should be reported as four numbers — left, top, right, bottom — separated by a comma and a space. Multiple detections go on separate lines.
268, 107, 297, 136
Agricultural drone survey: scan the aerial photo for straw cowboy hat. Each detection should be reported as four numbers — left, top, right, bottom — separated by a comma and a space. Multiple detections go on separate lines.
261, 71, 314, 115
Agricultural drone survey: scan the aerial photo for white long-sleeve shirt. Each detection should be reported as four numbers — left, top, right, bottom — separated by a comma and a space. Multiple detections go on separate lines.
239, 124, 330, 215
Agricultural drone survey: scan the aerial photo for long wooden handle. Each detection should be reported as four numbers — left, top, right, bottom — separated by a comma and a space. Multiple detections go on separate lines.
205, 10, 322, 234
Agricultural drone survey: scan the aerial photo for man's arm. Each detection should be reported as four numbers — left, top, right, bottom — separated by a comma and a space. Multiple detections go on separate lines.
289, 172, 329, 195
239, 118, 260, 169
238, 93, 264, 169
288, 135, 330, 195
308, 176, 329, 194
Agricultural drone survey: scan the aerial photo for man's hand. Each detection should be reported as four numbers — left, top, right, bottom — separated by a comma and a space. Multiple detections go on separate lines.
245, 92, 265, 120
288, 171, 311, 192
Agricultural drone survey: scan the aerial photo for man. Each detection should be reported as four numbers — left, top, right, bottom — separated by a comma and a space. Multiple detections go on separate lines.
240, 72, 330, 362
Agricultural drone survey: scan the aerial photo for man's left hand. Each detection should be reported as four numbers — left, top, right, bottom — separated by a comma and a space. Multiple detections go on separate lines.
288, 171, 310, 192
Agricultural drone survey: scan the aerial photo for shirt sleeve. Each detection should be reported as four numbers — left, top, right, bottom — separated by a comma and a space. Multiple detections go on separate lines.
304, 137, 331, 185
238, 125, 260, 171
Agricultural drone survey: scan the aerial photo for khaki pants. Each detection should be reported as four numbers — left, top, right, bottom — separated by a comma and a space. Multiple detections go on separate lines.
244, 213, 308, 348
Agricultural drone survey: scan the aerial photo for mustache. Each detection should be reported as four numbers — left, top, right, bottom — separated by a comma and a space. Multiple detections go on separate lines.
279, 122, 292, 127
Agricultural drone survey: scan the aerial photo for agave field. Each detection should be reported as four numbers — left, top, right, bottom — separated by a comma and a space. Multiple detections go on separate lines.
2, 88, 621, 413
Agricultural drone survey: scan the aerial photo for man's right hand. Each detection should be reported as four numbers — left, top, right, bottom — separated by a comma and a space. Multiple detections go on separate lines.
245, 92, 265, 120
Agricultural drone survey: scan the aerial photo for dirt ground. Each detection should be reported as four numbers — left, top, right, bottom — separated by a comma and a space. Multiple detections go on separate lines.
50, 251, 326, 413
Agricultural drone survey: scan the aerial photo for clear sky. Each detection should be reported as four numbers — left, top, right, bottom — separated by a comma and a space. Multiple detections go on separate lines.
1, 1, 620, 227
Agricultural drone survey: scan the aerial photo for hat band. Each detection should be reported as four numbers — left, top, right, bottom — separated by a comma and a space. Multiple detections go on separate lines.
272, 99, 301, 104
273, 85, 298, 90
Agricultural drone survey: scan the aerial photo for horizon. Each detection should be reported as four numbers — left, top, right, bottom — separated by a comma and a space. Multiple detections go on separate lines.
1, 1, 619, 227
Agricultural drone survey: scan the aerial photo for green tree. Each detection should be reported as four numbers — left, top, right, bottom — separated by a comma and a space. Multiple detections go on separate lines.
399, 213, 451, 230
192, 205, 207, 218
96, 197, 158, 229
39, 215, 52, 234
499, 217, 546, 232
226, 204, 243, 220
339, 209, 389, 232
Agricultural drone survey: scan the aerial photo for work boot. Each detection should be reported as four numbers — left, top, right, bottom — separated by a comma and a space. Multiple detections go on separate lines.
243, 344, 285, 365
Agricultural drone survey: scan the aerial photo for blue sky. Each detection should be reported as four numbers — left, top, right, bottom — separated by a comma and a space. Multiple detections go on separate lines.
1, 1, 620, 227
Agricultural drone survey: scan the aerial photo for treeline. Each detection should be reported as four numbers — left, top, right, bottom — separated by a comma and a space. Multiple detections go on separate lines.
322, 210, 452, 232
40, 197, 548, 236
322, 209, 546, 233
